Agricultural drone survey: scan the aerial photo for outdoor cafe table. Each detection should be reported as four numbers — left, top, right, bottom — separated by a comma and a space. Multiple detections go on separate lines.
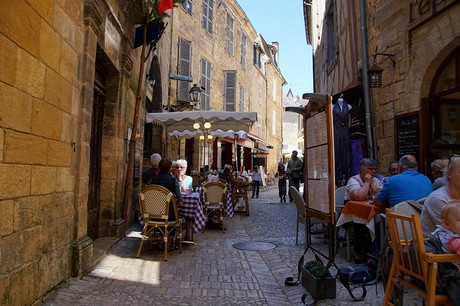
336, 200, 385, 241
178, 192, 206, 233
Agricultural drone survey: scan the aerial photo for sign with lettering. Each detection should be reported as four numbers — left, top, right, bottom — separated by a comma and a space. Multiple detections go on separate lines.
409, 0, 459, 28
395, 113, 420, 161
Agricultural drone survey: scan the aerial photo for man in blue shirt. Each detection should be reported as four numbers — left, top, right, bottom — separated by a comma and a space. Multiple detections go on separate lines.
374, 155, 432, 208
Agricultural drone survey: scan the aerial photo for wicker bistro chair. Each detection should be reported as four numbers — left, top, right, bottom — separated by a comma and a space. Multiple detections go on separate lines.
202, 181, 227, 233
137, 184, 182, 261
191, 174, 201, 191
383, 209, 460, 306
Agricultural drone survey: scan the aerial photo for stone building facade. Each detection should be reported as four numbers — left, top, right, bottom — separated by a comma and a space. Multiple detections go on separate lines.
304, 0, 460, 177
146, 0, 286, 174
0, 0, 285, 304
0, 0, 169, 304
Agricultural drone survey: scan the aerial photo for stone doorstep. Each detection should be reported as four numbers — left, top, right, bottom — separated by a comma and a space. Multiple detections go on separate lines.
92, 237, 120, 267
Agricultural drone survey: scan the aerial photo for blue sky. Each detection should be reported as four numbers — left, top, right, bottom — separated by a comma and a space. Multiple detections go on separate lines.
238, 0, 314, 97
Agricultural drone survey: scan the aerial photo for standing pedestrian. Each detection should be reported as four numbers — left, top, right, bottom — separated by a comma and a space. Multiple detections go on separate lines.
287, 150, 303, 202
251, 166, 261, 198
277, 164, 287, 202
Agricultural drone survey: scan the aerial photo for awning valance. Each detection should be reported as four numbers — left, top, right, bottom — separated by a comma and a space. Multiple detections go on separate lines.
247, 132, 274, 149
146, 110, 257, 134
168, 129, 248, 139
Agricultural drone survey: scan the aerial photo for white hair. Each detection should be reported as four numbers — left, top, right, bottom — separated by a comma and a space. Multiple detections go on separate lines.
176, 159, 188, 169
150, 153, 161, 167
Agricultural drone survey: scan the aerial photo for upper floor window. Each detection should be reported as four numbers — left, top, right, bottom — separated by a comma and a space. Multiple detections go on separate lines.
180, 0, 193, 15
254, 44, 262, 69
326, 4, 336, 66
202, 0, 214, 34
258, 78, 263, 103
240, 31, 247, 66
177, 38, 191, 103
272, 110, 276, 135
239, 85, 245, 111
225, 13, 234, 54
224, 70, 236, 111
200, 57, 212, 110
272, 79, 277, 100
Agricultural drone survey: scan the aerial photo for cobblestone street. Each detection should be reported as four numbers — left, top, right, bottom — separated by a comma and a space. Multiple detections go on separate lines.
43, 185, 420, 305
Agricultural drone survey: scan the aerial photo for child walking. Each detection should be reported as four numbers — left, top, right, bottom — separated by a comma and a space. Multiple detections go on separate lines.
277, 164, 287, 202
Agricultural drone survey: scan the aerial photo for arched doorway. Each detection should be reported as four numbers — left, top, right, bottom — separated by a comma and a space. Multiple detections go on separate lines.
424, 45, 460, 173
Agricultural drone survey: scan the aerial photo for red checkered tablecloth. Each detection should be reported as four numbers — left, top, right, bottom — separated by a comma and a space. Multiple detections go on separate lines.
178, 192, 206, 233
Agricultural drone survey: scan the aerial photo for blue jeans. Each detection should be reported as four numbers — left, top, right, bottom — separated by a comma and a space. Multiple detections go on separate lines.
252, 180, 260, 197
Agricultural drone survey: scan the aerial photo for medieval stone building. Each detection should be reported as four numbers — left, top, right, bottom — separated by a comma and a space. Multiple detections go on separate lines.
304, 0, 460, 177
0, 1, 285, 304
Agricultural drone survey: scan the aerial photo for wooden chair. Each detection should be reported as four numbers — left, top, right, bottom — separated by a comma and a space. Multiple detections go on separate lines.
334, 186, 352, 261
202, 181, 227, 233
230, 177, 250, 216
383, 209, 460, 305
290, 186, 307, 245
137, 184, 182, 261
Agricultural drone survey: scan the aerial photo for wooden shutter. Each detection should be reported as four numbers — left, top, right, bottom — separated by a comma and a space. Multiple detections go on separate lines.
200, 58, 211, 110
177, 38, 191, 102
224, 70, 236, 111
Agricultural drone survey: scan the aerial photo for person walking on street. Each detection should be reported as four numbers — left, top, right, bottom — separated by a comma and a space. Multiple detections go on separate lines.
251, 166, 261, 198
288, 150, 303, 202
277, 164, 287, 202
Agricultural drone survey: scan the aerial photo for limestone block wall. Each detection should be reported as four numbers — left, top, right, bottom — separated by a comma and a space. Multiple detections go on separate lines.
0, 1, 84, 304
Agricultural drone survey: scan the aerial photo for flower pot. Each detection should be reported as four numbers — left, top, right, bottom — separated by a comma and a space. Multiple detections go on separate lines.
301, 266, 336, 300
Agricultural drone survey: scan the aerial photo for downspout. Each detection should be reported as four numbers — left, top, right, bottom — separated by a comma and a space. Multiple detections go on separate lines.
359, 0, 377, 159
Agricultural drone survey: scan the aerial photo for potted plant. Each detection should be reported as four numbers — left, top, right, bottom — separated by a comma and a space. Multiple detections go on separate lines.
301, 260, 336, 300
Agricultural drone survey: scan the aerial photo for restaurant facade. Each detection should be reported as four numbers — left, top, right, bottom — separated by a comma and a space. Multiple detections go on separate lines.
304, 0, 460, 177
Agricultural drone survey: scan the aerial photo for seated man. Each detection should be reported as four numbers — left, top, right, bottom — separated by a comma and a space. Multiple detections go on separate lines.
345, 158, 382, 262
374, 154, 432, 208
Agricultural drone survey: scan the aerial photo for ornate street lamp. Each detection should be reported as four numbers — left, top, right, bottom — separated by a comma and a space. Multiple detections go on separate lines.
189, 84, 202, 108
368, 63, 384, 88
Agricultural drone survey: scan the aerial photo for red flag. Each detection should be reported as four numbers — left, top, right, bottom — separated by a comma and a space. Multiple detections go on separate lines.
158, 0, 173, 14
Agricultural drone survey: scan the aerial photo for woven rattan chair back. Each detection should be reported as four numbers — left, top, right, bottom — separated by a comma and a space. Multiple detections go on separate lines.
141, 184, 174, 220
203, 181, 227, 204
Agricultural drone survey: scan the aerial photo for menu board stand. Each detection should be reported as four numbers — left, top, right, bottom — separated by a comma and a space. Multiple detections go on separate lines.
301, 93, 338, 268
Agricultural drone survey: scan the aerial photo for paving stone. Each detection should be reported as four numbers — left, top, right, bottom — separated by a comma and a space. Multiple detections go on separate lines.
43, 185, 422, 306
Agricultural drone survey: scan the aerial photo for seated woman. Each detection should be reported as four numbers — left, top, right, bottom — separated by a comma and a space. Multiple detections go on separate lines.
345, 158, 382, 262
175, 159, 193, 193
207, 169, 220, 182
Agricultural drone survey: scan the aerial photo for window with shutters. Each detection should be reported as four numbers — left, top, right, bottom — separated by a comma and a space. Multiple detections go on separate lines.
180, 0, 193, 15
240, 31, 246, 66
253, 44, 262, 69
272, 110, 276, 135
202, 0, 214, 34
177, 38, 192, 103
239, 85, 245, 111
225, 13, 234, 54
272, 79, 277, 100
200, 57, 211, 110
258, 78, 263, 103
224, 70, 236, 111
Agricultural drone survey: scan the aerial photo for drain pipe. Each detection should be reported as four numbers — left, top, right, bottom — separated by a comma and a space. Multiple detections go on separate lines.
359, 0, 377, 159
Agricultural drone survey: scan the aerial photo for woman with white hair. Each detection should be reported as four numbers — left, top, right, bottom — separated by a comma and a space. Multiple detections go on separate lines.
176, 159, 193, 192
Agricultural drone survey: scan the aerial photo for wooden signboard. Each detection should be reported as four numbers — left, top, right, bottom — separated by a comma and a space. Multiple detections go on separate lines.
302, 93, 335, 224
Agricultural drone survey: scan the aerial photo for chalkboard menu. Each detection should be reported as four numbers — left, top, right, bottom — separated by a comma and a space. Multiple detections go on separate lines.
395, 113, 419, 161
